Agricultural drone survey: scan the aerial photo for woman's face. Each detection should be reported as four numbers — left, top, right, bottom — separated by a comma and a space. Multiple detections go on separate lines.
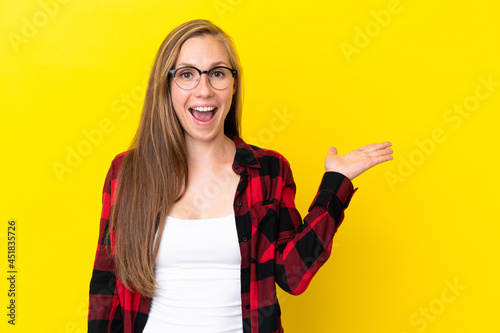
170, 35, 236, 144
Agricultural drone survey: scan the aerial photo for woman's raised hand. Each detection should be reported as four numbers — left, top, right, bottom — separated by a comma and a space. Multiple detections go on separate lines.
324, 142, 393, 180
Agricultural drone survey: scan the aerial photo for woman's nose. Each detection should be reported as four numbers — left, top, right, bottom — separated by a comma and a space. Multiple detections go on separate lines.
194, 73, 214, 97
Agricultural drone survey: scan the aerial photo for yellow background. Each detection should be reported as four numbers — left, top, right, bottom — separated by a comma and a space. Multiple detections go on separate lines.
1, 0, 499, 332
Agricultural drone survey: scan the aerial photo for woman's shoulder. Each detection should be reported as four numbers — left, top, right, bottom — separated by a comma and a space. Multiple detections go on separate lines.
231, 135, 290, 167
250, 144, 288, 160
242, 141, 292, 172
112, 150, 129, 163
109, 150, 129, 167
105, 150, 133, 179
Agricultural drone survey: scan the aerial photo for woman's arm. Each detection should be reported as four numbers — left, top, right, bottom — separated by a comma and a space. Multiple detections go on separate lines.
274, 142, 393, 294
274, 163, 355, 294
88, 157, 123, 332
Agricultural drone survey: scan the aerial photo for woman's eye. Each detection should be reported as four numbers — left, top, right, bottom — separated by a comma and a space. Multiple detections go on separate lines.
211, 71, 224, 78
180, 72, 193, 79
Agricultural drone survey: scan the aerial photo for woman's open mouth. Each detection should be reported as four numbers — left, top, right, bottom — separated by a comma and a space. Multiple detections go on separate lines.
188, 106, 218, 125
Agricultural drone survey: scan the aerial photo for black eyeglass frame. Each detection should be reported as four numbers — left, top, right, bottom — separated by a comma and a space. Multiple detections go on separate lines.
169, 66, 238, 90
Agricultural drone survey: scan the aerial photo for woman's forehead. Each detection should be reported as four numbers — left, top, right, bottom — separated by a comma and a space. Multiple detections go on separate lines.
175, 35, 230, 68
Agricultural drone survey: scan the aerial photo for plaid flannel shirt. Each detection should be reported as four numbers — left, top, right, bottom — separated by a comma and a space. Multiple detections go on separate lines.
88, 134, 356, 333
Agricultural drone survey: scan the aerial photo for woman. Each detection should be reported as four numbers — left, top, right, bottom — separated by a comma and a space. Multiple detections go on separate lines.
88, 19, 393, 333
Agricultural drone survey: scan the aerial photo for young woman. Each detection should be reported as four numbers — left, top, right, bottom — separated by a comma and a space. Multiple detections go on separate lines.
88, 19, 393, 333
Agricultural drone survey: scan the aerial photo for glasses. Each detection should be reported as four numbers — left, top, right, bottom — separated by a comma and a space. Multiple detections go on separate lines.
170, 66, 237, 90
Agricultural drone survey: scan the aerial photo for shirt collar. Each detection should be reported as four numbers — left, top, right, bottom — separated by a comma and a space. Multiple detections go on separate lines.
226, 134, 261, 169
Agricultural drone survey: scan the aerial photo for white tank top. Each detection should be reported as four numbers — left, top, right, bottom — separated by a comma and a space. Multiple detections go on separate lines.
143, 213, 243, 333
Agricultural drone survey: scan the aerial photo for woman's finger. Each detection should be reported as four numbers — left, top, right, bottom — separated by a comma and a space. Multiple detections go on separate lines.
368, 148, 393, 157
359, 141, 392, 153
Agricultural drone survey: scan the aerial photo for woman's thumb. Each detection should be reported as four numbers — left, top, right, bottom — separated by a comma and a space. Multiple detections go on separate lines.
328, 147, 338, 155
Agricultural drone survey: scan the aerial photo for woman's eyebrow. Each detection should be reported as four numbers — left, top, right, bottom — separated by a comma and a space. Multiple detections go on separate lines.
175, 61, 229, 68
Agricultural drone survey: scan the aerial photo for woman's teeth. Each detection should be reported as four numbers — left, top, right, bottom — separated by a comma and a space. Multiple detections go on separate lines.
192, 106, 215, 112
189, 107, 216, 122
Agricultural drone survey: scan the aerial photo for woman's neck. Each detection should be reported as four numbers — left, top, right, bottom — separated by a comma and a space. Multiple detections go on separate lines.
184, 133, 235, 168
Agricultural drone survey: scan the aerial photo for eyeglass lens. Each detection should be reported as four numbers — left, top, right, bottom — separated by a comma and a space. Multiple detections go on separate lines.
174, 67, 234, 90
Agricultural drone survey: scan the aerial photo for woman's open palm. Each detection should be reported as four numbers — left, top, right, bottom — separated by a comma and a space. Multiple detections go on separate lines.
324, 142, 393, 180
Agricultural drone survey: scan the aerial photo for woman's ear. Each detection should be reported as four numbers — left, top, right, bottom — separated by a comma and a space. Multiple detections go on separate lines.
232, 78, 237, 95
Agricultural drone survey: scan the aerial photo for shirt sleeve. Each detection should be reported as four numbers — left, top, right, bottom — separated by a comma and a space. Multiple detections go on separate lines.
88, 157, 123, 332
274, 161, 357, 295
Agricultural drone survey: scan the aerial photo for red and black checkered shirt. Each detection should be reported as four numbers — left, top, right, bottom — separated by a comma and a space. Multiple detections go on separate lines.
88, 134, 356, 333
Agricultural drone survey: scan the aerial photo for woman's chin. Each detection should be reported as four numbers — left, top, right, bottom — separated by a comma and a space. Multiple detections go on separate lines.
184, 126, 225, 143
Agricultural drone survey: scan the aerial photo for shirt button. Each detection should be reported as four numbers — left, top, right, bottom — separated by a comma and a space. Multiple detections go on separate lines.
242, 237, 248, 242
246, 304, 250, 310
233, 163, 240, 169
236, 201, 242, 207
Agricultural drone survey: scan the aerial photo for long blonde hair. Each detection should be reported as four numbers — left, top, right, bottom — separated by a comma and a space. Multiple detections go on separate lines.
110, 19, 243, 297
